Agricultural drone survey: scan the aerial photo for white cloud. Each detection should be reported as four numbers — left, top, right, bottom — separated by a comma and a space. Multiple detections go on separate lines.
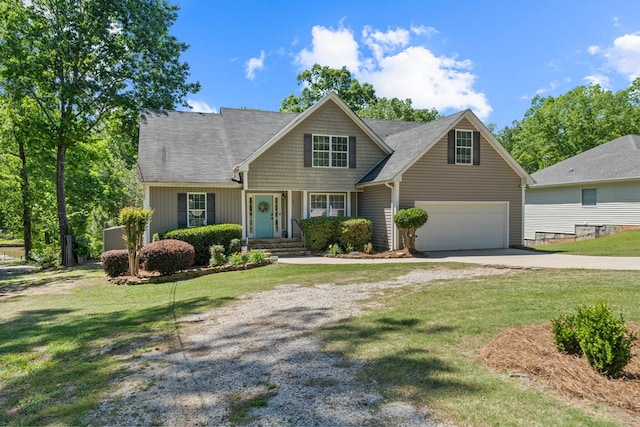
296, 25, 360, 71
588, 32, 640, 82
293, 24, 492, 120
535, 81, 559, 95
187, 99, 217, 113
587, 45, 600, 55
583, 74, 611, 88
245, 50, 266, 80
410, 24, 438, 38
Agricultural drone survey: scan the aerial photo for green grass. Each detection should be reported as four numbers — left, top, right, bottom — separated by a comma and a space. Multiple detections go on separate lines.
532, 229, 640, 256
319, 268, 640, 426
0, 261, 430, 426
0, 239, 23, 246
2, 261, 639, 426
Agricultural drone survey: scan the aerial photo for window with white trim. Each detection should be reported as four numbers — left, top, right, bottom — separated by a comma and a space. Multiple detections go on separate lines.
309, 193, 345, 217
313, 135, 348, 168
455, 130, 473, 164
187, 193, 206, 227
582, 188, 597, 206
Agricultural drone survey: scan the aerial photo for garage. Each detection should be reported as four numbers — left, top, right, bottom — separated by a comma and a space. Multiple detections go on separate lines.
414, 202, 509, 251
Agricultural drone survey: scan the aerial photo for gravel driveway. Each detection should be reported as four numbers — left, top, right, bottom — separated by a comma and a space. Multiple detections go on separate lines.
87, 266, 505, 426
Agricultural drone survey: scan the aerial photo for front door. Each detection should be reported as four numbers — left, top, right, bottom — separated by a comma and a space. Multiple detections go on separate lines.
255, 195, 273, 238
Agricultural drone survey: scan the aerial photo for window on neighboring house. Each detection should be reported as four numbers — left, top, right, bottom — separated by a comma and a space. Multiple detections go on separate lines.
309, 193, 345, 217
188, 193, 206, 227
313, 135, 348, 168
582, 188, 597, 206
455, 130, 473, 164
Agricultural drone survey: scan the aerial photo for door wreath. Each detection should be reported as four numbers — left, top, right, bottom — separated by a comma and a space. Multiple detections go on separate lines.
258, 200, 270, 213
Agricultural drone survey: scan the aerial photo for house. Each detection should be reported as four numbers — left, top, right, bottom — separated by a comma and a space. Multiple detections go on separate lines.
525, 135, 640, 243
138, 92, 533, 252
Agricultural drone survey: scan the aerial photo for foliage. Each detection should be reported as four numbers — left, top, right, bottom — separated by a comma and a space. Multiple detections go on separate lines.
280, 64, 439, 122
363, 242, 373, 254
300, 217, 342, 251
160, 224, 242, 265
326, 244, 343, 256
0, 0, 200, 263
339, 218, 372, 250
394, 207, 429, 252
551, 301, 636, 377
497, 79, 640, 173
227, 252, 247, 266
246, 250, 267, 264
209, 244, 226, 267
140, 239, 195, 276
32, 244, 61, 269
100, 249, 129, 278
118, 207, 153, 276
227, 238, 242, 256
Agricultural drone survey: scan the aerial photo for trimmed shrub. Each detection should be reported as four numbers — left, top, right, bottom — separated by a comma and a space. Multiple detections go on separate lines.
247, 250, 267, 264
551, 314, 582, 355
394, 207, 428, 252
551, 301, 637, 378
339, 218, 372, 250
101, 250, 129, 278
575, 301, 636, 377
209, 245, 226, 267
160, 223, 242, 265
227, 238, 242, 256
140, 239, 195, 276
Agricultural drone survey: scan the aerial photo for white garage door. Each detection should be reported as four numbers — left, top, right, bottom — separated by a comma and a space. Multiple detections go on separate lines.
414, 202, 509, 251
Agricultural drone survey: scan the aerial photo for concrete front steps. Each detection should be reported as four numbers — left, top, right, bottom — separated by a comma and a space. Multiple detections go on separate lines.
248, 238, 307, 257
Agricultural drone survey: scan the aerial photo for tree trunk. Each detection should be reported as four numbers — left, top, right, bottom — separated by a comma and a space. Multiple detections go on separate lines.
18, 139, 32, 259
56, 144, 69, 265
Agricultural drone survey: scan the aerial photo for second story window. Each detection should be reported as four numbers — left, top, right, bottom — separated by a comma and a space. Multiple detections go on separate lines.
455, 130, 473, 164
313, 134, 348, 168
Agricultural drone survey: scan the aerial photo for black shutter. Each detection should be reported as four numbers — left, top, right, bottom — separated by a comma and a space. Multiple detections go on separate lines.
206, 193, 216, 225
349, 136, 356, 168
177, 193, 187, 228
304, 133, 312, 167
447, 129, 455, 164
473, 131, 480, 165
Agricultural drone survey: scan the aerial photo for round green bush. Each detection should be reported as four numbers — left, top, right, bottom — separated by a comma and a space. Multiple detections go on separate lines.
140, 239, 195, 276
101, 249, 129, 278
160, 223, 242, 265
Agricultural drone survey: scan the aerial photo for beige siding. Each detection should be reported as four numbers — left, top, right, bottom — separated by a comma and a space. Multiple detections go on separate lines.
400, 119, 524, 246
290, 191, 303, 238
359, 184, 393, 250
248, 102, 387, 191
149, 186, 242, 236
525, 181, 640, 239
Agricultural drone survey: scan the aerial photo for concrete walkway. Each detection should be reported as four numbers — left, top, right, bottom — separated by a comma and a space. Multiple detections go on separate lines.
277, 248, 640, 271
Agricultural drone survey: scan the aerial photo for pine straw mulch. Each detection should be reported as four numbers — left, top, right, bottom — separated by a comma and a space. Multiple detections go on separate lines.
480, 323, 640, 418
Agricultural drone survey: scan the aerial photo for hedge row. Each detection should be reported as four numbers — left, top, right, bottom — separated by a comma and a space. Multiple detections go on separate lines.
140, 239, 195, 275
300, 217, 372, 252
156, 223, 242, 265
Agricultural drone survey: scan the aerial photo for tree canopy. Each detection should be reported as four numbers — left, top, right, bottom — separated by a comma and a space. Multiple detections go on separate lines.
496, 79, 640, 173
0, 0, 199, 263
280, 64, 440, 122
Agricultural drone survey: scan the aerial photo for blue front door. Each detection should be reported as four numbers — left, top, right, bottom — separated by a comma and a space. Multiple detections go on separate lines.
255, 195, 273, 238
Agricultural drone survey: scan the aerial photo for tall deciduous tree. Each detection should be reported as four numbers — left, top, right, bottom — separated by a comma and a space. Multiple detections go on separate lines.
281, 64, 439, 122
497, 80, 640, 173
0, 0, 199, 264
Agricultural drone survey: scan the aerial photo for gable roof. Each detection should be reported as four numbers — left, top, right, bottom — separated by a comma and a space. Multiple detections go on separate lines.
530, 135, 640, 187
358, 110, 533, 185
234, 92, 392, 172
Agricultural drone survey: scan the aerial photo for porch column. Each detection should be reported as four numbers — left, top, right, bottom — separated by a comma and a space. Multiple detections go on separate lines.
392, 181, 400, 250
241, 189, 247, 240
287, 190, 292, 239
346, 191, 351, 216
143, 184, 151, 244
302, 190, 308, 219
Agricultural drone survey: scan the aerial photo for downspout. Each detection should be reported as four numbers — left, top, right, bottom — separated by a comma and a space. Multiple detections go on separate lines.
385, 181, 399, 250
520, 181, 527, 246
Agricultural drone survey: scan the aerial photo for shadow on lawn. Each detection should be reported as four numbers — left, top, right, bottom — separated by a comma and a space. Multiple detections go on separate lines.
321, 316, 481, 402
0, 295, 230, 426
0, 263, 102, 300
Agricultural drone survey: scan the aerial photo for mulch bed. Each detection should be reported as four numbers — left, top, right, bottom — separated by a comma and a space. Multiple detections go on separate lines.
479, 323, 640, 417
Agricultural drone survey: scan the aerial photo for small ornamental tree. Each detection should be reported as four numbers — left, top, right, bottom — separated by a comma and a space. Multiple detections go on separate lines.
119, 207, 153, 276
394, 207, 428, 252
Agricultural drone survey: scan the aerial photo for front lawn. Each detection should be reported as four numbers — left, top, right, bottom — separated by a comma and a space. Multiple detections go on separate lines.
532, 229, 640, 256
1, 262, 639, 426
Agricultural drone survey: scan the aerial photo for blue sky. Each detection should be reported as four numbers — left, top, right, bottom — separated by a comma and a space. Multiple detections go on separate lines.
172, 0, 640, 129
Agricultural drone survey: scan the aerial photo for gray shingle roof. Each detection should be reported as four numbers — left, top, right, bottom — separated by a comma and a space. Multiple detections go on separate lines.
530, 135, 640, 186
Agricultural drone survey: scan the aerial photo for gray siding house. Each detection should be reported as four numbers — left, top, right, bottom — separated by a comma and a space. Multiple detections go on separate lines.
138, 93, 532, 251
525, 135, 640, 241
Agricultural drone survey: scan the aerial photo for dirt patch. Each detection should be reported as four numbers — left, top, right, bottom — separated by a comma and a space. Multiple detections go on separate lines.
480, 323, 640, 421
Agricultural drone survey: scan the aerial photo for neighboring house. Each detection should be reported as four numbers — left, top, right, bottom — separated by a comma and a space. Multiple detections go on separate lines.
525, 135, 640, 241
138, 92, 533, 252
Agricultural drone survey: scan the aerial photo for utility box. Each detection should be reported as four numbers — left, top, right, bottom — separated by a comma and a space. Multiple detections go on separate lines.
103, 226, 126, 252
